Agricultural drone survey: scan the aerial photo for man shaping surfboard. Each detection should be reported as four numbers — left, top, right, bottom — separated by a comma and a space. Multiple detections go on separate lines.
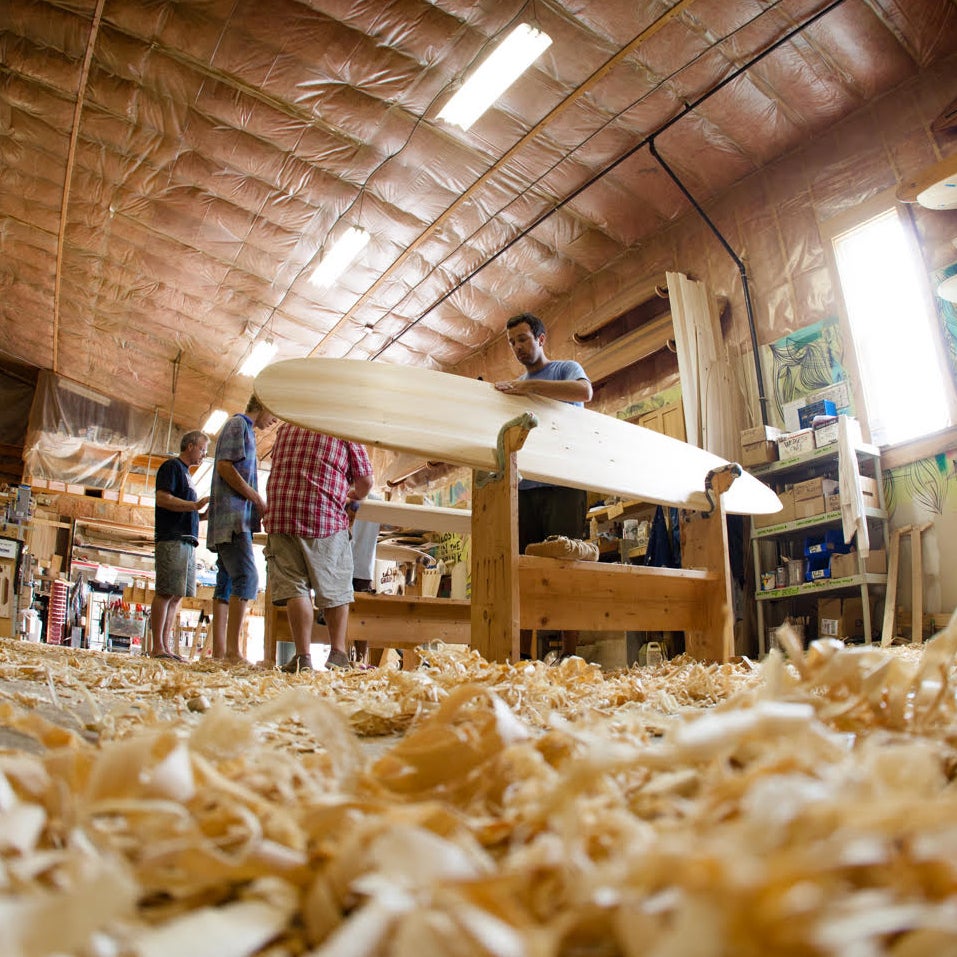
495, 312, 593, 661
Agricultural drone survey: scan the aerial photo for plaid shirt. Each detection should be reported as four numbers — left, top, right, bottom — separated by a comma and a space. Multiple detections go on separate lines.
264, 423, 373, 538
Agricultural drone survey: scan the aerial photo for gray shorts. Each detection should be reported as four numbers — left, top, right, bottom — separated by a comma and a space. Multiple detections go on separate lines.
154, 539, 197, 597
265, 530, 354, 610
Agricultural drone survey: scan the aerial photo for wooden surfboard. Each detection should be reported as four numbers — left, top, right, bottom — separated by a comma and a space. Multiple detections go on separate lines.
255, 358, 781, 516
353, 498, 471, 535
896, 153, 957, 209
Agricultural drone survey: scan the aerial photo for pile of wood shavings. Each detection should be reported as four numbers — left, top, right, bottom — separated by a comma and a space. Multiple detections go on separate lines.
2, 621, 957, 956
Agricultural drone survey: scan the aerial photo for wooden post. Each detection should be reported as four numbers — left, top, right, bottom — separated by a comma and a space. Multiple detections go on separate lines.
880, 525, 908, 647
910, 522, 932, 645
679, 467, 737, 663
470, 416, 534, 664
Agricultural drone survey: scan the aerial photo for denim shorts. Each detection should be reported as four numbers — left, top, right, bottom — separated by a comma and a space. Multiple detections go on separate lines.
154, 539, 196, 597
213, 531, 259, 602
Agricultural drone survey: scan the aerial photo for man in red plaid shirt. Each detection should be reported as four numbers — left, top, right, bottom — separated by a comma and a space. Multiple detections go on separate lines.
264, 423, 374, 672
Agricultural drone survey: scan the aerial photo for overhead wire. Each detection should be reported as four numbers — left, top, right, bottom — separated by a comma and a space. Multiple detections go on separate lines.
369, 0, 848, 360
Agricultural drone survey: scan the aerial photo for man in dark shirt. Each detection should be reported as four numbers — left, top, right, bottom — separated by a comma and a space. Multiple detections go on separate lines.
150, 430, 209, 660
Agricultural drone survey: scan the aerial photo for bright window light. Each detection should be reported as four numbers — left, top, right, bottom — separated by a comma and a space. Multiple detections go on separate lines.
438, 23, 552, 131
239, 339, 278, 377
202, 409, 228, 435
309, 227, 370, 288
833, 209, 951, 446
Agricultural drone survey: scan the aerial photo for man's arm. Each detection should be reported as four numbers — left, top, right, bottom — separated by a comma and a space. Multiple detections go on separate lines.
347, 472, 375, 507
156, 490, 210, 512
216, 460, 266, 511
494, 376, 593, 402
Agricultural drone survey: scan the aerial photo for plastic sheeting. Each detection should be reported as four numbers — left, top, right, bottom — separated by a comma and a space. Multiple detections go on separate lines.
1, 1, 955, 437
23, 372, 155, 489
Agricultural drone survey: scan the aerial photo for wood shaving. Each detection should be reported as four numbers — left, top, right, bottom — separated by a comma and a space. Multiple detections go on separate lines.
1, 617, 957, 955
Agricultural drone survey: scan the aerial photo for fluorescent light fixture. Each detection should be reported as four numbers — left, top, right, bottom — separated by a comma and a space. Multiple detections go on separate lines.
202, 409, 228, 435
239, 339, 278, 377
438, 23, 552, 131
309, 227, 371, 288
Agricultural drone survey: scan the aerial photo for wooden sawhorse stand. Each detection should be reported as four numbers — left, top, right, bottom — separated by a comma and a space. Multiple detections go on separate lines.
469, 416, 738, 665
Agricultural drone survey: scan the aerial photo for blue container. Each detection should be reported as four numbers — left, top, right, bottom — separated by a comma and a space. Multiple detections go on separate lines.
804, 528, 852, 557
799, 400, 837, 429
805, 552, 832, 582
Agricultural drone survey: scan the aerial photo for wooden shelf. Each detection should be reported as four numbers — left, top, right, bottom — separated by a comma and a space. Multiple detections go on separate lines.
756, 573, 888, 600
752, 507, 887, 539
751, 441, 880, 477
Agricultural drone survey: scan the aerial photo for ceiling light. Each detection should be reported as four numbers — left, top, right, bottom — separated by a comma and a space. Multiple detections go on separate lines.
239, 339, 278, 377
438, 23, 552, 131
309, 227, 371, 288
202, 409, 228, 435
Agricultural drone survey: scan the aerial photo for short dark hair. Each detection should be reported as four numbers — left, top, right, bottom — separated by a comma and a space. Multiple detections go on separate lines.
245, 395, 263, 415
181, 430, 208, 452
506, 312, 546, 339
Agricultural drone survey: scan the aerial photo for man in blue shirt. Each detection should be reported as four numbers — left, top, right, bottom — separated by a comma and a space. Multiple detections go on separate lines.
207, 396, 276, 662
151, 430, 209, 660
495, 312, 593, 660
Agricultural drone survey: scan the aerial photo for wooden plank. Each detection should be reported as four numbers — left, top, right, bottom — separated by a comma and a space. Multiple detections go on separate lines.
582, 312, 673, 383
353, 498, 471, 534
264, 592, 470, 664
517, 557, 713, 632
910, 523, 932, 645
680, 473, 735, 662
469, 423, 527, 664
880, 525, 908, 647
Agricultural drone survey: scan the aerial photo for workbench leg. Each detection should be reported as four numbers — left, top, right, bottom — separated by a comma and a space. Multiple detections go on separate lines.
470, 423, 529, 664
679, 472, 736, 663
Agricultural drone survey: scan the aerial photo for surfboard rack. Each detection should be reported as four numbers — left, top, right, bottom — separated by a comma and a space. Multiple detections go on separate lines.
470, 414, 739, 664
702, 463, 743, 518
474, 412, 538, 489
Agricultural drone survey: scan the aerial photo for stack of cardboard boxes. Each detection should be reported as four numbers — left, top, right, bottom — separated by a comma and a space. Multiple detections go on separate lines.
739, 404, 860, 469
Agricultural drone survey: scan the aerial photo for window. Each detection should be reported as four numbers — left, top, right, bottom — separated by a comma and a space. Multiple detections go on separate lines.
830, 203, 955, 447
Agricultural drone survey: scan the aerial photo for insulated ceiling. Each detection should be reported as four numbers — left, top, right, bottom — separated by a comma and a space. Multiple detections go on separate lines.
1, 0, 956, 432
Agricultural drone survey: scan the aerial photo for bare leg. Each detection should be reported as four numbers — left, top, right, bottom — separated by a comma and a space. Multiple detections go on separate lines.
212, 599, 228, 658
324, 603, 349, 656
149, 594, 181, 657
285, 595, 315, 657
149, 593, 169, 656
225, 596, 249, 660
164, 597, 182, 656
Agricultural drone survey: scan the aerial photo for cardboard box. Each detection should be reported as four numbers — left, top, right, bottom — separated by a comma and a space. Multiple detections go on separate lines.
829, 551, 859, 579
792, 477, 839, 502
825, 493, 841, 513
794, 495, 825, 519
818, 598, 843, 637
829, 548, 887, 579
777, 429, 815, 459
753, 489, 795, 529
841, 597, 876, 639
813, 421, 839, 448
863, 548, 886, 574
741, 424, 784, 445
741, 440, 778, 467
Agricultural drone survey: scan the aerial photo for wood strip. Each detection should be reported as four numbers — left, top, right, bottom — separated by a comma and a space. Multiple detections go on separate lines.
583, 312, 673, 383
517, 557, 714, 632
880, 525, 908, 646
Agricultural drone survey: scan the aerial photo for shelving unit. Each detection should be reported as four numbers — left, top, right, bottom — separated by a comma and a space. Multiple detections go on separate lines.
751, 439, 889, 655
